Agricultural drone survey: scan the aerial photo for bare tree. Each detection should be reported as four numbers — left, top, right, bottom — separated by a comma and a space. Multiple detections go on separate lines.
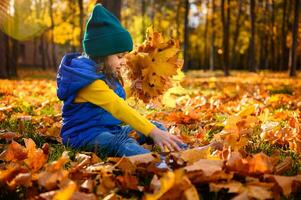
0, 0, 9, 78
231, 0, 243, 69
183, 0, 190, 71
280, 0, 288, 71
78, 0, 84, 49
203, 0, 210, 68
141, 0, 146, 41
99, 0, 122, 20
248, 0, 256, 72
0, 32, 8, 78
269, 0, 276, 70
49, 0, 57, 69
288, 0, 300, 77
0, 0, 18, 78
210, 0, 216, 71
221, 0, 230, 76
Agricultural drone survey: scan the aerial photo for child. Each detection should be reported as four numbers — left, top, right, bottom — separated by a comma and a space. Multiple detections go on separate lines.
57, 4, 184, 157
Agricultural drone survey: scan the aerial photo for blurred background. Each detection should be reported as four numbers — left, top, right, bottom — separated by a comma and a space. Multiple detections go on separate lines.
0, 0, 300, 78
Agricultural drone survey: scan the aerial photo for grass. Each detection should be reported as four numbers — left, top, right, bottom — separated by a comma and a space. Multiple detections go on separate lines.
269, 86, 293, 95
245, 134, 301, 176
1, 70, 301, 199
204, 126, 224, 142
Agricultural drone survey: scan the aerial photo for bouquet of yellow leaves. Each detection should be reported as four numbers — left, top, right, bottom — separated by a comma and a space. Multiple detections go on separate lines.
125, 27, 183, 103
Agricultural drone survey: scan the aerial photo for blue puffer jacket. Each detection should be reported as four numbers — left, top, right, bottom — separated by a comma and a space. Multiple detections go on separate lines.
57, 53, 126, 148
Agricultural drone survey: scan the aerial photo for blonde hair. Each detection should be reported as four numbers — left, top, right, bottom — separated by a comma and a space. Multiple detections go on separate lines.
88, 55, 124, 89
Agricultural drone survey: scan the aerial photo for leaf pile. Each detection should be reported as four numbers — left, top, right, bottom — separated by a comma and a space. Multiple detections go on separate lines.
125, 27, 183, 103
1, 71, 301, 199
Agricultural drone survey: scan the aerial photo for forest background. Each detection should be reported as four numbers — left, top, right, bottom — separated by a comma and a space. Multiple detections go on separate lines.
0, 0, 300, 77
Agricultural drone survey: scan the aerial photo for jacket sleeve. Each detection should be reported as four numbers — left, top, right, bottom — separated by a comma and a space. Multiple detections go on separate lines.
74, 80, 155, 136
124, 85, 132, 98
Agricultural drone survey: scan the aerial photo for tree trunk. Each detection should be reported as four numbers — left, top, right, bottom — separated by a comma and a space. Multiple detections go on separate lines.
231, 0, 242, 69
183, 0, 190, 71
221, 0, 230, 76
40, 34, 46, 70
248, 0, 256, 72
210, 0, 216, 71
0, 32, 8, 78
141, 0, 146, 42
0, 0, 10, 78
259, 1, 267, 70
5, 37, 18, 77
78, 0, 84, 50
176, 0, 182, 39
49, 0, 57, 69
288, 0, 300, 77
280, 0, 288, 71
203, 0, 210, 69
100, 0, 121, 20
150, 0, 155, 22
269, 0, 276, 70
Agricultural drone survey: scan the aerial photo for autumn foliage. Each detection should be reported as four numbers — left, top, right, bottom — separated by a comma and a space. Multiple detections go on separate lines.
0, 71, 301, 199
125, 27, 183, 103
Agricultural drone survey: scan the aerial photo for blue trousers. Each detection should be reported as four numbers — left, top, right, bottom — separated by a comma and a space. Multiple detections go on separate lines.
86, 121, 167, 157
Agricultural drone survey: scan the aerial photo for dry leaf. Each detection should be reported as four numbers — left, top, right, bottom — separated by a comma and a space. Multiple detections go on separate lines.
0, 140, 27, 161
126, 27, 183, 102
167, 144, 211, 166
264, 174, 301, 197
53, 180, 77, 200
248, 153, 274, 174
24, 138, 48, 171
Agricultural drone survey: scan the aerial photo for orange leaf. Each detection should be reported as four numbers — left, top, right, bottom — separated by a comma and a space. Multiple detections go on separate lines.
53, 181, 77, 200
0, 140, 27, 161
24, 138, 48, 171
248, 153, 274, 174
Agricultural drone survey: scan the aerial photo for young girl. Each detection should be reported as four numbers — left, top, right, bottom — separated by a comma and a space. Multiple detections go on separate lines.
57, 4, 184, 157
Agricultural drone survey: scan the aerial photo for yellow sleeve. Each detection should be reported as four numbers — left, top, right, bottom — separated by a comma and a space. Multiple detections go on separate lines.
124, 85, 132, 98
74, 80, 155, 136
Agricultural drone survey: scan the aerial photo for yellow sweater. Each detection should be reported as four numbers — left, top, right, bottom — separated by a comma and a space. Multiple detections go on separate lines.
74, 80, 155, 136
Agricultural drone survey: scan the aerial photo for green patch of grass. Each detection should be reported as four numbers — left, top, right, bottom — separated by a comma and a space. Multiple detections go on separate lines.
48, 143, 80, 164
269, 86, 293, 95
0, 118, 36, 135
0, 119, 19, 131
280, 151, 301, 176
22, 132, 46, 147
48, 143, 67, 162
274, 104, 293, 111
38, 105, 58, 116
245, 135, 301, 176
204, 126, 224, 142
213, 113, 228, 123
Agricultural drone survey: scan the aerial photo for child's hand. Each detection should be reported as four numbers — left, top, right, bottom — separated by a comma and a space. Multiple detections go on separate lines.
149, 127, 184, 152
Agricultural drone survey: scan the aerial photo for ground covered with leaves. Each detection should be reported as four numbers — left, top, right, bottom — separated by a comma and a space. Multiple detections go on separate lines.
0, 71, 301, 200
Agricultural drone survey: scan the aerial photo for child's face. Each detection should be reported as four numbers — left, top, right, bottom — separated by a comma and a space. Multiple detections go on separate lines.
106, 53, 126, 73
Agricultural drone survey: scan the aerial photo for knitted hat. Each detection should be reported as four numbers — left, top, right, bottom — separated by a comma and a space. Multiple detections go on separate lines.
83, 4, 133, 57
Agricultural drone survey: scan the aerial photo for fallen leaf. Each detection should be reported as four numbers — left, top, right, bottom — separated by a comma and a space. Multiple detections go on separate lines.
167, 145, 211, 167
8, 172, 32, 189
24, 138, 48, 171
53, 180, 77, 200
264, 174, 301, 197
0, 140, 27, 161
248, 153, 274, 174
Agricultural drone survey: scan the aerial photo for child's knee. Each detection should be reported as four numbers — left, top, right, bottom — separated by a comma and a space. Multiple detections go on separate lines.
117, 138, 150, 156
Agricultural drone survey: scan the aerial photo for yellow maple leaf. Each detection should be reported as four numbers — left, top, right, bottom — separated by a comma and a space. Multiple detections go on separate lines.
126, 27, 183, 103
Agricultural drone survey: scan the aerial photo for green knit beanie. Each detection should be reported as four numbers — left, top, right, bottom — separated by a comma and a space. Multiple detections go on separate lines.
83, 4, 133, 57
